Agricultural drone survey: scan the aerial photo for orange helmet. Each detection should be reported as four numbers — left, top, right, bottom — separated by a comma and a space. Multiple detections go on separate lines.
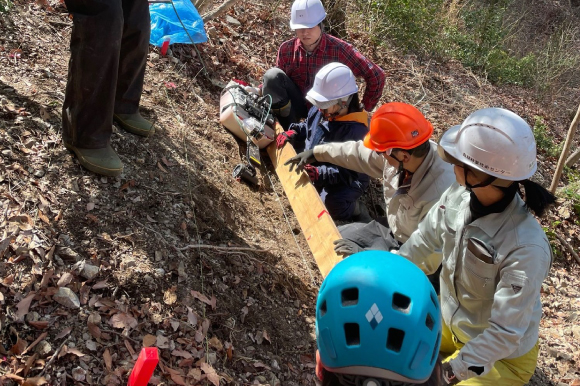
364, 102, 433, 152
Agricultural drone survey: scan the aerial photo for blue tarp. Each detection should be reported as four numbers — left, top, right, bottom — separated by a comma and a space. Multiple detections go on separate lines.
149, 0, 208, 46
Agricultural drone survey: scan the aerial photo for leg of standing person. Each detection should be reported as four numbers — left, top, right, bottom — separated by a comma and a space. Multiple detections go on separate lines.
62, 0, 125, 176
262, 68, 308, 130
113, 0, 155, 137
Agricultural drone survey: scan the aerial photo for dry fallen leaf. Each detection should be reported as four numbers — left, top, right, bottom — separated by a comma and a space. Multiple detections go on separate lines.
92, 280, 108, 290
200, 362, 220, 386
39, 106, 50, 121
171, 349, 192, 359
88, 322, 102, 339
165, 367, 186, 386
104, 348, 112, 372
56, 326, 73, 339
143, 334, 156, 347
66, 347, 85, 357
187, 307, 198, 326
262, 330, 271, 344
56, 272, 74, 287
53, 287, 80, 309
21, 377, 48, 386
156, 334, 169, 349
191, 290, 216, 309
209, 336, 223, 351
38, 210, 50, 224
164, 286, 177, 305
16, 292, 36, 320
28, 321, 49, 330
109, 312, 138, 329
72, 367, 86, 382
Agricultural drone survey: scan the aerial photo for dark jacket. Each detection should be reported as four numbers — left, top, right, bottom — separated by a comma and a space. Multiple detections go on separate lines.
290, 106, 370, 191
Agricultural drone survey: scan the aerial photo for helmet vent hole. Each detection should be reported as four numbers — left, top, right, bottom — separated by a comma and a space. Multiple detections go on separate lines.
386, 328, 405, 352
341, 288, 359, 307
320, 300, 327, 317
430, 291, 439, 310
392, 292, 411, 313
344, 323, 360, 346
425, 313, 435, 331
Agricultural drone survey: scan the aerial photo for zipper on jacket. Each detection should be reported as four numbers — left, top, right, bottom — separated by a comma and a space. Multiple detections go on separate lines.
449, 226, 468, 341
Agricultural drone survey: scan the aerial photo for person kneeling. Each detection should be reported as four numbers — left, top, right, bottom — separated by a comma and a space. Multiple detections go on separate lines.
277, 62, 370, 221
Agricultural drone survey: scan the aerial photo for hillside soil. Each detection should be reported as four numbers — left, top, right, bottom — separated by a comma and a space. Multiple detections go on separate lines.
1, 1, 580, 385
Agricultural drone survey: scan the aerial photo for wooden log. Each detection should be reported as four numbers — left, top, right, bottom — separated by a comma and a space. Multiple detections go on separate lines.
266, 124, 343, 277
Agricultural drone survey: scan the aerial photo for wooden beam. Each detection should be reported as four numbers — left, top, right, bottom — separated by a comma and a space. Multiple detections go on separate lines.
267, 124, 343, 277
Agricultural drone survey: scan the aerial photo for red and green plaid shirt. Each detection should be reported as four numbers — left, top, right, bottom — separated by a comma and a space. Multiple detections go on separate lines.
276, 33, 386, 111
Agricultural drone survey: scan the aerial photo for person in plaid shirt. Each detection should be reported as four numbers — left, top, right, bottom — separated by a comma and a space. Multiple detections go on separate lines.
263, 0, 386, 129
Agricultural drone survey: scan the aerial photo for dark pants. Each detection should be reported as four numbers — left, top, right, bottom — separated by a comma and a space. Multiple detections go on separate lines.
320, 186, 364, 221
262, 68, 308, 129
62, 0, 150, 148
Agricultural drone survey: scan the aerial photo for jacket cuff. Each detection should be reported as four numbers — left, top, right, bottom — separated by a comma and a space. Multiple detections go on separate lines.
449, 356, 474, 381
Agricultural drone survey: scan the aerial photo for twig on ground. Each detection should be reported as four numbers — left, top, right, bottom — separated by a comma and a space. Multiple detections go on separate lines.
176, 244, 266, 253
554, 233, 580, 265
39, 337, 69, 377
133, 220, 186, 259
100, 329, 140, 345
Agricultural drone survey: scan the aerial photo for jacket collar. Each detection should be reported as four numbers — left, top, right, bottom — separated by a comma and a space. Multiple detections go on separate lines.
468, 191, 524, 238
332, 111, 369, 126
295, 33, 328, 55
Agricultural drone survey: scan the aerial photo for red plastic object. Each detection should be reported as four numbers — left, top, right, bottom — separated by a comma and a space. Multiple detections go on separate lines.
127, 347, 159, 386
160, 38, 170, 56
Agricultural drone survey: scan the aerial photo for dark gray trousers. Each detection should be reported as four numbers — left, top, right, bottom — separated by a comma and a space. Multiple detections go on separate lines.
62, 0, 150, 148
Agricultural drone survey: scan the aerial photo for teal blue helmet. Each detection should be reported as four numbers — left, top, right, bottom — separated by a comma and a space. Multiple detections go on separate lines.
316, 251, 441, 383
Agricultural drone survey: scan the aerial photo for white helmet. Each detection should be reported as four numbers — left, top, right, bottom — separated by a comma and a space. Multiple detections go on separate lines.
438, 107, 537, 182
306, 63, 358, 109
290, 0, 326, 30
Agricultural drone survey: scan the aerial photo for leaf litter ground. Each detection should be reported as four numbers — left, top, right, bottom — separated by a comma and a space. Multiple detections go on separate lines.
0, 1, 579, 385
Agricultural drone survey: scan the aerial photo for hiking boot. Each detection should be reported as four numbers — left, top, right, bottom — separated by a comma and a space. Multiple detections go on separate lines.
64, 142, 123, 177
113, 112, 155, 137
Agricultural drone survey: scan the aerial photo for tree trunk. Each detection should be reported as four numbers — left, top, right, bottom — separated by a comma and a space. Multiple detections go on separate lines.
550, 103, 580, 193
202, 0, 241, 22
193, 0, 212, 15
323, 0, 347, 39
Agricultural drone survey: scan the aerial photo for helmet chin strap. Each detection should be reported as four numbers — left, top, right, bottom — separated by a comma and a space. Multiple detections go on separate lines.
303, 29, 323, 53
391, 153, 404, 175
464, 167, 496, 192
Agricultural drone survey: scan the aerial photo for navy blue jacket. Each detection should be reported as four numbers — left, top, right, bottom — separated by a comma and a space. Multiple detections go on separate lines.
290, 107, 370, 191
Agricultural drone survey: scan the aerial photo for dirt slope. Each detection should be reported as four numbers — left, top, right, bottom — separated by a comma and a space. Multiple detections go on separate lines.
0, 1, 579, 385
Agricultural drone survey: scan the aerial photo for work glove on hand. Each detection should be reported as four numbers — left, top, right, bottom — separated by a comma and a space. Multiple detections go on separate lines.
276, 130, 297, 149
333, 239, 363, 257
441, 362, 460, 385
284, 149, 316, 172
303, 164, 319, 183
